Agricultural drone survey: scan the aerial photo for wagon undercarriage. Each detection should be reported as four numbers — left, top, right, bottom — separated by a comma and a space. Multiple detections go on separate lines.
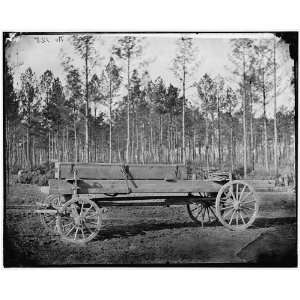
36, 163, 259, 243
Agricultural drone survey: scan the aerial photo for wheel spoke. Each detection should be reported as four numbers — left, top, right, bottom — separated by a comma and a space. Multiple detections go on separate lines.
208, 206, 217, 219
207, 208, 211, 222
81, 227, 85, 239
242, 199, 256, 205
240, 192, 253, 203
79, 202, 84, 216
229, 189, 237, 202
74, 228, 79, 240
191, 206, 200, 212
65, 225, 76, 237
241, 205, 255, 211
239, 211, 246, 225
87, 221, 99, 226
229, 210, 236, 225
236, 183, 239, 202
202, 207, 206, 221
47, 218, 55, 225
196, 206, 204, 218
222, 208, 234, 219
220, 197, 231, 202
83, 223, 93, 234
83, 204, 93, 217
240, 208, 254, 218
220, 205, 234, 211
239, 185, 246, 201
71, 204, 79, 217
63, 222, 73, 229
85, 212, 98, 219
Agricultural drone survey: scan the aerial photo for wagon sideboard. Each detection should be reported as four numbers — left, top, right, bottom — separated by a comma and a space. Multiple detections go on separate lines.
50, 162, 221, 195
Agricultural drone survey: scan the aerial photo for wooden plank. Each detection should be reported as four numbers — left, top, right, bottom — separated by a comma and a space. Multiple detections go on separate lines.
57, 163, 123, 180
244, 180, 275, 188
40, 186, 50, 195
128, 165, 187, 180
49, 179, 221, 195
56, 162, 187, 180
48, 179, 61, 194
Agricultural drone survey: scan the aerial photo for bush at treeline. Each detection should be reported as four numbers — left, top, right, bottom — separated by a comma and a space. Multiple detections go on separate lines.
15, 162, 55, 186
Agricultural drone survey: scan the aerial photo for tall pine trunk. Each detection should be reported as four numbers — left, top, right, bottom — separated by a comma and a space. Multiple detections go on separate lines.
150, 117, 153, 159
229, 101, 234, 173
26, 126, 31, 168
204, 101, 209, 171
182, 64, 186, 163
94, 107, 97, 162
74, 118, 78, 162
217, 94, 221, 168
48, 130, 51, 162
109, 80, 112, 164
66, 125, 70, 161
85, 41, 89, 163
159, 115, 163, 162
126, 55, 131, 163
242, 51, 247, 178
249, 82, 255, 172
273, 37, 278, 176
262, 70, 269, 170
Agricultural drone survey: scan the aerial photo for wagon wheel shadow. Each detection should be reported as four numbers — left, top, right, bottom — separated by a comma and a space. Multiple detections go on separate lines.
92, 216, 296, 242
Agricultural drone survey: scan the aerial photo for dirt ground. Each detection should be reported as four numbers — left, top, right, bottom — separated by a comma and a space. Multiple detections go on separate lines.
3, 184, 297, 266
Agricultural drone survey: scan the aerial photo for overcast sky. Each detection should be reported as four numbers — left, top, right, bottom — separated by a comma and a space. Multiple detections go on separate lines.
6, 33, 295, 118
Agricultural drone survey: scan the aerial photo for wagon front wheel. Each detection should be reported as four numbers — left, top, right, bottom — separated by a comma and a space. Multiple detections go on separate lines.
57, 197, 102, 243
215, 180, 259, 231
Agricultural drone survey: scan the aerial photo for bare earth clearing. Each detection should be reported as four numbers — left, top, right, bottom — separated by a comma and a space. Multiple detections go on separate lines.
4, 184, 297, 266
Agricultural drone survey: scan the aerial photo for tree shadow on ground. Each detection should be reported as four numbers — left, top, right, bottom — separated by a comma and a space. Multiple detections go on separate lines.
93, 216, 296, 242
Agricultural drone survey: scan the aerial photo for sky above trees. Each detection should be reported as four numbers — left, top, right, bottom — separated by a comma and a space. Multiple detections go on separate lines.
6, 33, 295, 117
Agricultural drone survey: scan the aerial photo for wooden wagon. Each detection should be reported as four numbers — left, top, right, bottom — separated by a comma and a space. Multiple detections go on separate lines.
36, 162, 260, 243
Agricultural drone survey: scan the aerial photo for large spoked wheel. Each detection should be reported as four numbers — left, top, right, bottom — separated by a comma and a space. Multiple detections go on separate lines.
187, 193, 217, 226
39, 194, 63, 233
57, 197, 102, 243
216, 180, 259, 231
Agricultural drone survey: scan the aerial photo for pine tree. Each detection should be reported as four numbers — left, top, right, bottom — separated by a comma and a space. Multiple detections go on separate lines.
4, 57, 18, 179
172, 36, 199, 163
40, 70, 54, 162
65, 67, 84, 162
113, 36, 144, 162
229, 38, 254, 177
195, 73, 216, 170
253, 39, 273, 171
101, 57, 122, 163
71, 35, 97, 162
19, 68, 40, 168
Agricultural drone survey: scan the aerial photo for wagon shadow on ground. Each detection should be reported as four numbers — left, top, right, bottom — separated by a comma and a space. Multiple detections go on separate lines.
93, 216, 297, 242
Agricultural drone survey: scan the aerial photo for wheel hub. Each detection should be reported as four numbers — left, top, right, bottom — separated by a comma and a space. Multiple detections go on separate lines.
74, 216, 85, 226
233, 200, 240, 210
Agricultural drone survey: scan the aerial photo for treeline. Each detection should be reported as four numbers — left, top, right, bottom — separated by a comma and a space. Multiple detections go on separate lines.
4, 35, 295, 177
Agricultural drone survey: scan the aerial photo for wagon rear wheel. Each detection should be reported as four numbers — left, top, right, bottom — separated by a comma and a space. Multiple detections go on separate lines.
39, 194, 62, 233
187, 193, 217, 226
215, 180, 259, 231
57, 197, 102, 243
